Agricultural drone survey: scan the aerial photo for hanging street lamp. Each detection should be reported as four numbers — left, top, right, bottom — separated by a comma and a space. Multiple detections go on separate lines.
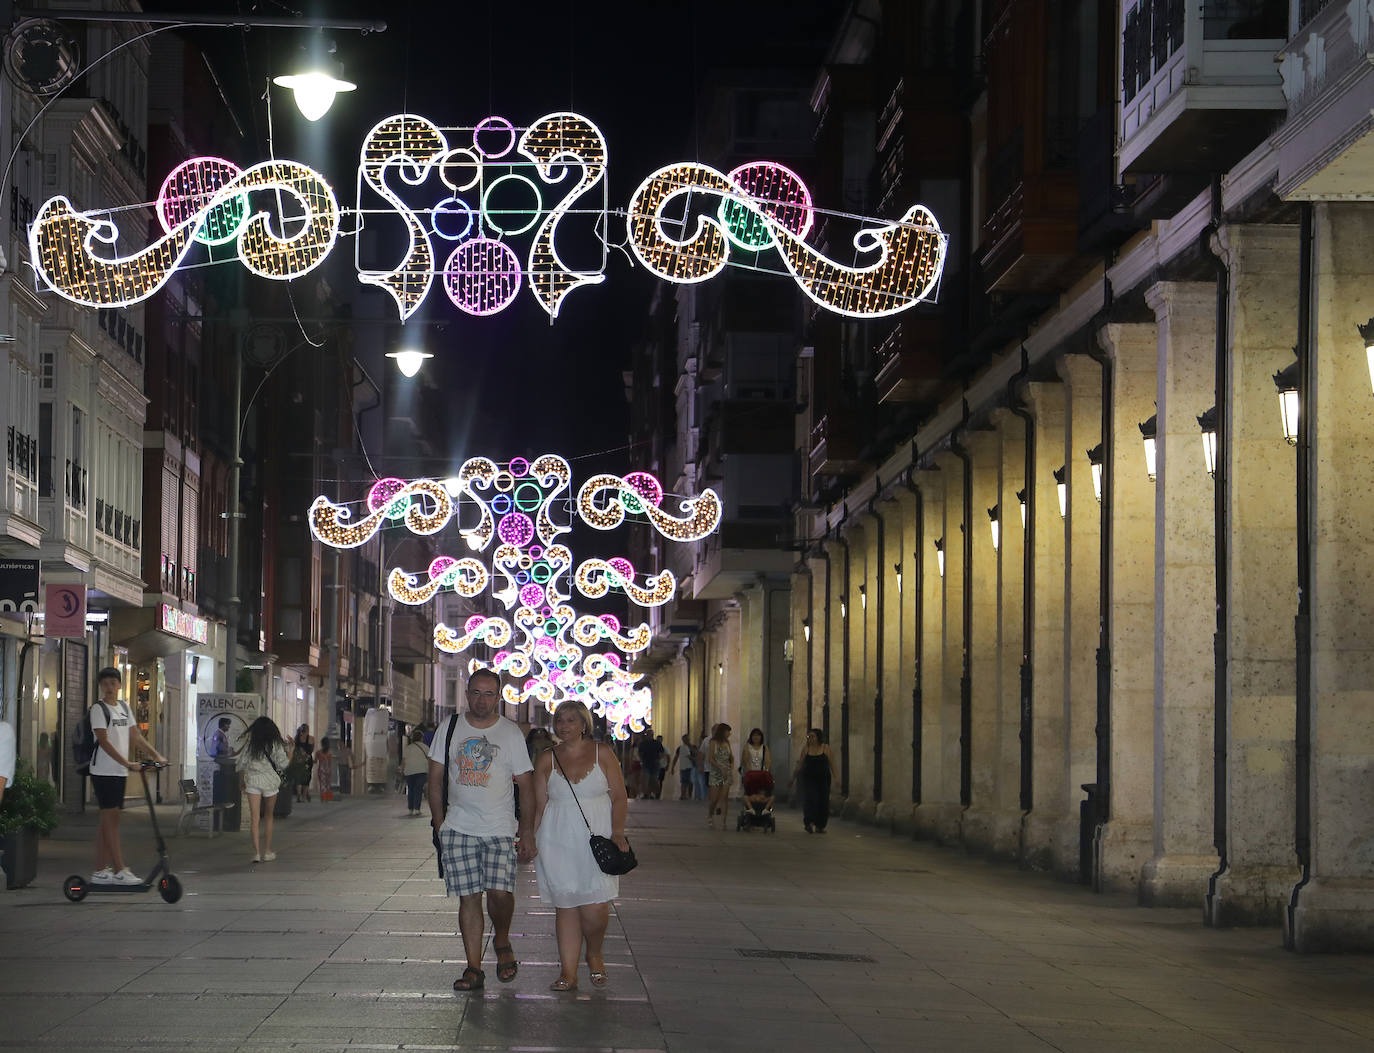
1087, 444, 1104, 503
988, 504, 1000, 551
1053, 466, 1067, 518
1198, 406, 1219, 477
934, 536, 945, 578
1359, 319, 1374, 396
1274, 360, 1299, 446
1139, 414, 1157, 482
1015, 488, 1026, 527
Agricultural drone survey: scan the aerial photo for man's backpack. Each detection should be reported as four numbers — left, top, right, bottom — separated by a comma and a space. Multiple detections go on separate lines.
73, 701, 112, 777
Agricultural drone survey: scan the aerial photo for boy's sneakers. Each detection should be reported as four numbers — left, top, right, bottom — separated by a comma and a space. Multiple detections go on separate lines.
113, 868, 142, 885
262, 851, 277, 861
91, 867, 115, 883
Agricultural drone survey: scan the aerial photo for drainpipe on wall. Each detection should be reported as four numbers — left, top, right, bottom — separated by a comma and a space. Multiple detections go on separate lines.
949, 398, 973, 808
836, 505, 851, 800
684, 642, 693, 744
1202, 178, 1232, 921
797, 552, 815, 733
1008, 347, 1035, 816
902, 452, 924, 805
1286, 201, 1315, 947
819, 529, 832, 744
869, 483, 886, 804
1082, 265, 1115, 884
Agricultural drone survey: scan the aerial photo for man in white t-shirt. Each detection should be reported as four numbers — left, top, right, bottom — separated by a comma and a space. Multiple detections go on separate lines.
89, 667, 166, 885
427, 667, 535, 991
0, 719, 15, 802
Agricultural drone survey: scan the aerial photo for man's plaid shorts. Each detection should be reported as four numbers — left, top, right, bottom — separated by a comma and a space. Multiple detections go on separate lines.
438, 829, 517, 896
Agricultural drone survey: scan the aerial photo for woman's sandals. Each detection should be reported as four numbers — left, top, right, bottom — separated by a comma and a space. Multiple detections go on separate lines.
493, 944, 519, 983
549, 977, 577, 992
586, 956, 609, 987
453, 966, 485, 991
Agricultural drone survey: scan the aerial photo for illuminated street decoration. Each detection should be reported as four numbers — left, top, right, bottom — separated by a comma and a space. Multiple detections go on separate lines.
308, 478, 452, 548
30, 112, 945, 321
578, 472, 721, 540
31, 159, 339, 308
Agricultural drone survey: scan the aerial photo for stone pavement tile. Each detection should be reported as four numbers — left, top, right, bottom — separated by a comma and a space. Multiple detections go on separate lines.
294, 960, 462, 993
260, 993, 467, 1028
662, 1020, 863, 1052
1025, 1024, 1237, 1053
186, 931, 349, 959
861, 1019, 1059, 1052
0, 958, 157, 991
117, 956, 320, 994
217, 909, 372, 933
1197, 1032, 1374, 1053
0, 994, 104, 1040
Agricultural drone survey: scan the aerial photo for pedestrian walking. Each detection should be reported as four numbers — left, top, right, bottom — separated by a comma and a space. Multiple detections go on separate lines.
790, 728, 836, 834
531, 700, 629, 991
635, 734, 662, 799
314, 737, 334, 801
667, 734, 696, 800
705, 723, 734, 830
238, 716, 290, 862
403, 728, 429, 816
89, 667, 167, 884
291, 724, 315, 802
695, 729, 712, 801
427, 668, 535, 992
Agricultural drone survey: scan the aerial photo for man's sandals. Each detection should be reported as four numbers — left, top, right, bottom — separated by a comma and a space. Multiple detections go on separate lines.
453, 967, 485, 991
494, 944, 519, 983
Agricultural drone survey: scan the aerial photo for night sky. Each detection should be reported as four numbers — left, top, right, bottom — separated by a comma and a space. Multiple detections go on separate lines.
142, 0, 844, 476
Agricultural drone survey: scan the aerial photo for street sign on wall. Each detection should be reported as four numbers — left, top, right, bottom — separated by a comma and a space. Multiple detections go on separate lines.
45, 583, 86, 638
0, 559, 39, 613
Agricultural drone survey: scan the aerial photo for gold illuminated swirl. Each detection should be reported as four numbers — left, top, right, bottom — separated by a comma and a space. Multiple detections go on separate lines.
574, 559, 675, 607
577, 474, 722, 541
572, 615, 651, 653
544, 544, 573, 601
434, 616, 511, 654
31, 160, 339, 308
491, 544, 522, 610
519, 115, 608, 318
309, 479, 455, 549
387, 558, 487, 605
626, 162, 946, 318
458, 457, 498, 551
358, 115, 449, 320
529, 454, 573, 544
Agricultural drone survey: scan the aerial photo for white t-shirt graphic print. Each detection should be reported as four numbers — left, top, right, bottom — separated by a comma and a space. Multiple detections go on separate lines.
89, 700, 134, 777
428, 714, 532, 837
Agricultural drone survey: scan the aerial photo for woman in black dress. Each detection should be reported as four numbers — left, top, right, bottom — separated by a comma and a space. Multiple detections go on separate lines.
790, 728, 835, 833
291, 724, 315, 802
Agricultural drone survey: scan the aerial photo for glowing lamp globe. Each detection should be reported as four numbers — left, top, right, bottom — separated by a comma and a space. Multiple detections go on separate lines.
273, 70, 357, 122
387, 349, 432, 377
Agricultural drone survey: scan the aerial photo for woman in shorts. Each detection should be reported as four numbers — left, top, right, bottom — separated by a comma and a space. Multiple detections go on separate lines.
239, 717, 290, 863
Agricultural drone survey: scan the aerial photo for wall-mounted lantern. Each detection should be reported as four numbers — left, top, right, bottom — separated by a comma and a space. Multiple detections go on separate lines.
1139, 414, 1157, 482
934, 536, 945, 577
1358, 319, 1374, 396
1273, 359, 1298, 446
859, 584, 867, 611
1053, 466, 1067, 519
988, 504, 1000, 551
893, 562, 902, 595
1087, 444, 1104, 503
1198, 406, 1218, 477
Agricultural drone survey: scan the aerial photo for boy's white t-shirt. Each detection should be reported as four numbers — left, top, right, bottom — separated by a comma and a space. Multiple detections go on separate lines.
427, 713, 533, 837
0, 721, 15, 786
89, 699, 134, 776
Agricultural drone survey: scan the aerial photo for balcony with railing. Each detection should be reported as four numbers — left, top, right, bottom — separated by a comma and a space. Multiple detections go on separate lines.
873, 316, 947, 404
1119, 0, 1286, 177
809, 413, 863, 482
1274, 0, 1374, 198
93, 497, 139, 579
3, 425, 40, 540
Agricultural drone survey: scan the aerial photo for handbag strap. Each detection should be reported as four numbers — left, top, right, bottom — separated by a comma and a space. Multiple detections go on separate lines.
551, 746, 595, 834
441, 713, 459, 813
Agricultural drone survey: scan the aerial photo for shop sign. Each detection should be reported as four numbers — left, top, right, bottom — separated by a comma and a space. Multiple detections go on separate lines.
0, 558, 39, 613
45, 583, 86, 637
160, 603, 209, 644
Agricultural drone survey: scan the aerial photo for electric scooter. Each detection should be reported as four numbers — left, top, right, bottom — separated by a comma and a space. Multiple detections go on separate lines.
63, 761, 183, 904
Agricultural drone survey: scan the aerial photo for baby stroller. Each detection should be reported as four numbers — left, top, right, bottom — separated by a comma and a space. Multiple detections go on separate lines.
736, 770, 776, 832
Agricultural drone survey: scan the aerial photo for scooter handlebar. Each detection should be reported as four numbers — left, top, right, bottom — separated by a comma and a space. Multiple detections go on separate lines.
138, 760, 168, 771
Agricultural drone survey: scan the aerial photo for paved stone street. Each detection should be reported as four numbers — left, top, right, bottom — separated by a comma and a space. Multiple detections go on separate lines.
2, 789, 1373, 1052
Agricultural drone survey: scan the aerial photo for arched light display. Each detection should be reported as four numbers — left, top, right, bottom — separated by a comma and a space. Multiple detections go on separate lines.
30, 112, 945, 322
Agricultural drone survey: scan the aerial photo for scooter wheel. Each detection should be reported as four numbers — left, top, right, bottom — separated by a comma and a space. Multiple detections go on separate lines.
63, 876, 88, 902
158, 874, 183, 904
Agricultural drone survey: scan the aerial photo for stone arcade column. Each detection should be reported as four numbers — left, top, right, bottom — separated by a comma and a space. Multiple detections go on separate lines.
1142, 281, 1220, 907
932, 451, 967, 843
839, 519, 868, 814
1021, 381, 1070, 873
851, 513, 878, 819
960, 431, 1003, 853
912, 469, 950, 839
1209, 224, 1301, 926
1097, 321, 1158, 892
989, 409, 1028, 859
873, 492, 909, 827
1056, 355, 1103, 869
1288, 203, 1374, 952
821, 538, 844, 752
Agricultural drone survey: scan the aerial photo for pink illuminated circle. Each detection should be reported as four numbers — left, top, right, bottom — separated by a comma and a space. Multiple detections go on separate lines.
605, 653, 622, 668
443, 238, 522, 316
528, 545, 543, 558
492, 650, 510, 666
368, 477, 406, 513
497, 512, 535, 547
509, 457, 529, 477
720, 161, 815, 249
156, 156, 246, 245
608, 557, 634, 582
464, 615, 486, 633
473, 116, 516, 159
624, 471, 664, 508
599, 614, 621, 633
520, 584, 545, 607
429, 556, 457, 580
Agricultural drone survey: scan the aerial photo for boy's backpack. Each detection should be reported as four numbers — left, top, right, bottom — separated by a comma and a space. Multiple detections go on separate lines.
73, 700, 112, 776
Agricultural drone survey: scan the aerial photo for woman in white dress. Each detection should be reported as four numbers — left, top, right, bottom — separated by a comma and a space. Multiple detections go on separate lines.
531, 700, 630, 991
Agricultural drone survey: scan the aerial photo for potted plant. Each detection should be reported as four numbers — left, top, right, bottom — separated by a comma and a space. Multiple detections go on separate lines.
0, 761, 59, 889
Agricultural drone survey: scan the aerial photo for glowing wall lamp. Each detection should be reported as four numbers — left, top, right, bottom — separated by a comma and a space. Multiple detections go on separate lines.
893, 561, 903, 595
1139, 414, 1157, 482
1053, 466, 1067, 518
802, 618, 811, 643
1015, 488, 1026, 527
1086, 444, 1104, 503
1359, 318, 1374, 395
840, 596, 847, 619
934, 536, 945, 578
1198, 406, 1219, 477
859, 584, 867, 610
717, 662, 723, 675
386, 347, 433, 377
1273, 360, 1299, 446
988, 504, 1001, 551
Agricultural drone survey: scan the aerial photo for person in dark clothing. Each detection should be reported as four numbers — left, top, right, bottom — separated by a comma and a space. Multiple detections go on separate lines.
635, 734, 665, 799
790, 728, 835, 833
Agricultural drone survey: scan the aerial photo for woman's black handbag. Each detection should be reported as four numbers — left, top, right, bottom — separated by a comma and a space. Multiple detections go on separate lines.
554, 749, 638, 875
